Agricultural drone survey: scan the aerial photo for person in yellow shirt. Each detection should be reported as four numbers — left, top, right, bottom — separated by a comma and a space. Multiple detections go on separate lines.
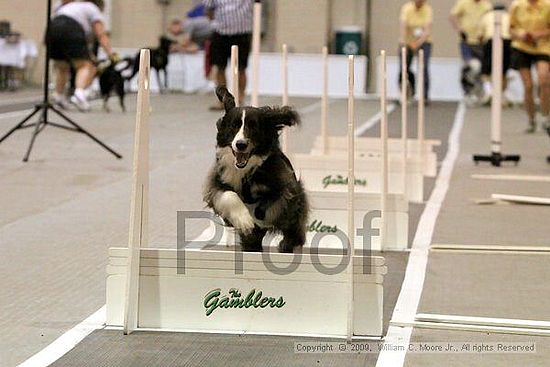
479, 4, 512, 105
399, 0, 433, 102
450, 0, 492, 61
509, 0, 550, 133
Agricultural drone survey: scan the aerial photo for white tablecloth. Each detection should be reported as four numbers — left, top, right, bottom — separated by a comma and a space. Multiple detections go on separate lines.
0, 39, 38, 68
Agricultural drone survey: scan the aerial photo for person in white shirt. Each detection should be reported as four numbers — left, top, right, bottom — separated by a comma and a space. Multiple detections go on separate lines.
46, 0, 115, 111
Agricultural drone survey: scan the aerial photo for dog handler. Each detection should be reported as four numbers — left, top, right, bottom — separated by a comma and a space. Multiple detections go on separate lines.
398, 0, 433, 102
509, 0, 550, 133
203, 0, 253, 110
46, 0, 115, 111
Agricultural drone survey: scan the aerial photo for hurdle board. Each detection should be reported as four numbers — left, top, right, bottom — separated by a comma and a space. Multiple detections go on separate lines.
291, 153, 424, 203
197, 190, 408, 251
310, 136, 440, 177
107, 247, 386, 337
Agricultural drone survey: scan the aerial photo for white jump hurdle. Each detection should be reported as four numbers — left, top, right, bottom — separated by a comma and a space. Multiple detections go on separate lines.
109, 48, 387, 339
310, 47, 439, 179
291, 52, 409, 251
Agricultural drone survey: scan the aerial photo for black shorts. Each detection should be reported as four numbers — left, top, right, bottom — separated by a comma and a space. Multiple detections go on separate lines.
482, 39, 512, 75
46, 15, 91, 61
511, 48, 550, 70
210, 32, 251, 70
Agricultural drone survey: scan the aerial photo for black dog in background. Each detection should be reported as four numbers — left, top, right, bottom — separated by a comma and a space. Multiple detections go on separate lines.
128, 36, 175, 93
97, 57, 134, 112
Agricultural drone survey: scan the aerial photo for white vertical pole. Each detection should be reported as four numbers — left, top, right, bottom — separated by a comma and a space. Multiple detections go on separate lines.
346, 55, 355, 341
228, 46, 238, 248
281, 43, 289, 153
251, 1, 262, 107
491, 11, 503, 154
401, 46, 408, 200
123, 49, 151, 335
380, 50, 388, 250
321, 46, 329, 154
418, 49, 425, 167
231, 45, 240, 107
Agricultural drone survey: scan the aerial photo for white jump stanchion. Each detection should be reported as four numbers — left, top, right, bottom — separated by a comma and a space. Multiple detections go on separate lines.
251, 0, 261, 107
123, 49, 151, 335
231, 45, 239, 107
321, 46, 329, 155
346, 55, 355, 341
417, 49, 425, 178
380, 50, 389, 250
473, 8, 520, 166
401, 46, 408, 201
281, 43, 289, 153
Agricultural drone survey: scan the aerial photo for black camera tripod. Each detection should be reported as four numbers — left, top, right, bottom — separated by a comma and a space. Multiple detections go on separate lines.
0, 0, 122, 162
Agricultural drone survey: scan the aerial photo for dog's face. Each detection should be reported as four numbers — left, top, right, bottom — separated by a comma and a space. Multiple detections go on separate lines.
214, 87, 299, 170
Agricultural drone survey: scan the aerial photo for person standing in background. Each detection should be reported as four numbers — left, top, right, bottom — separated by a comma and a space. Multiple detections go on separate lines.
203, 0, 253, 110
399, 0, 433, 103
479, 4, 512, 106
47, 0, 115, 111
509, 0, 550, 134
450, 0, 493, 62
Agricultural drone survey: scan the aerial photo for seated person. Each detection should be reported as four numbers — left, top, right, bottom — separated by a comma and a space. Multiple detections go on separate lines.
167, 10, 213, 53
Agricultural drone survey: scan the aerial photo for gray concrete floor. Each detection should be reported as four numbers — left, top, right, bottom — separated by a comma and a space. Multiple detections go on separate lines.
406, 104, 550, 366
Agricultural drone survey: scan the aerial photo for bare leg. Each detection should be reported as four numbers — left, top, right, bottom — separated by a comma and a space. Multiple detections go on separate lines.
73, 60, 96, 89
53, 61, 70, 95
238, 70, 246, 104
519, 67, 536, 132
536, 61, 550, 118
210, 66, 227, 110
216, 66, 227, 87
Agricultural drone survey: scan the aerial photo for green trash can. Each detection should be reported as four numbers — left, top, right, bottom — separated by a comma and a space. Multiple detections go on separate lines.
335, 26, 362, 55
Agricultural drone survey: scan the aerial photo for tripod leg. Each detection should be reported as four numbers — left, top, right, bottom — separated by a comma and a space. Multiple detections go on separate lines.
0, 106, 41, 144
22, 110, 46, 162
51, 106, 123, 159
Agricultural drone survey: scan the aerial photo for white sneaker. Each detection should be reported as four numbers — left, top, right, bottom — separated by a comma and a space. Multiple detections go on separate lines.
52, 93, 70, 110
70, 94, 90, 112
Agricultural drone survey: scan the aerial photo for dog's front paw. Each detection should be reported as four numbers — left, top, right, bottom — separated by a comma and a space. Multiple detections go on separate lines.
231, 208, 255, 235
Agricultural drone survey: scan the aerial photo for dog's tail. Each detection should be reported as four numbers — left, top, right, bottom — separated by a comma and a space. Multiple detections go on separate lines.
115, 57, 136, 80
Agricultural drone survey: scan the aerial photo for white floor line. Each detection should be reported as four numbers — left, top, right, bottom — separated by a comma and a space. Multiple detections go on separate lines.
471, 174, 550, 183
16, 306, 106, 367
355, 103, 397, 136
375, 102, 466, 367
298, 100, 332, 115
16, 229, 214, 366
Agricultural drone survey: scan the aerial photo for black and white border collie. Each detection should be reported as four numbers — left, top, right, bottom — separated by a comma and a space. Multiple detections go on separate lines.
203, 87, 309, 253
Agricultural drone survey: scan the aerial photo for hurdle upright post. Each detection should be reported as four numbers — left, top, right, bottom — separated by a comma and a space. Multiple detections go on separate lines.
380, 50, 388, 250
251, 0, 262, 107
281, 43, 289, 153
346, 55, 355, 341
321, 46, 329, 154
123, 49, 151, 335
473, 8, 520, 166
417, 49, 425, 171
401, 46, 408, 200
231, 45, 239, 107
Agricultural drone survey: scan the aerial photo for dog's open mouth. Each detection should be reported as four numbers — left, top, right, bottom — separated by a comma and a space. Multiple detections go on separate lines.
233, 150, 250, 169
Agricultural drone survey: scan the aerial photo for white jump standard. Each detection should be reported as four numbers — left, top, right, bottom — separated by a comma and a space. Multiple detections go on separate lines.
109, 48, 387, 340
473, 8, 520, 166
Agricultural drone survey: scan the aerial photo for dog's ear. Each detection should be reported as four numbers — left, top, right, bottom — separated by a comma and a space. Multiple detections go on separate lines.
261, 106, 300, 130
215, 86, 236, 112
